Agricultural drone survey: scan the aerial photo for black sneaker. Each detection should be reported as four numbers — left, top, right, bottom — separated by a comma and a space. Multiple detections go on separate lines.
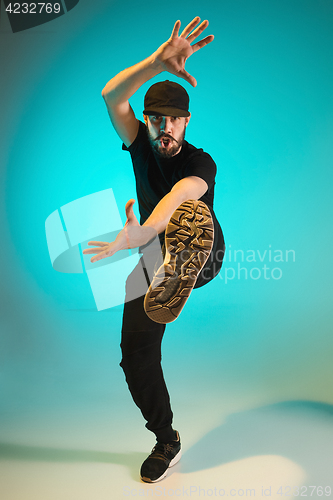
144, 200, 214, 324
140, 431, 181, 483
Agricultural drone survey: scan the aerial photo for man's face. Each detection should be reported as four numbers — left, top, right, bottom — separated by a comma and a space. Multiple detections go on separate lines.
144, 114, 190, 158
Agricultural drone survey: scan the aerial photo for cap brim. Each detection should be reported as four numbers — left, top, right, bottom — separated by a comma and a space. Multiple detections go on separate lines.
143, 106, 190, 118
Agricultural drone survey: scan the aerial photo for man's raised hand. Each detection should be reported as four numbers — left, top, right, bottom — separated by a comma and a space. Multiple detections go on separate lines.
154, 16, 214, 87
82, 200, 157, 263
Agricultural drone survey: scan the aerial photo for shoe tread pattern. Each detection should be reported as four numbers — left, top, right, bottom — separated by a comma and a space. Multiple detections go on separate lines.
144, 200, 214, 324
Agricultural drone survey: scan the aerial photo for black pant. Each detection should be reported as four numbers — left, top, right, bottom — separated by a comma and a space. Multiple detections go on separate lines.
120, 215, 225, 443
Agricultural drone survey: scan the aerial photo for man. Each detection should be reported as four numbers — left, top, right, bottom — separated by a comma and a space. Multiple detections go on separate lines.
83, 17, 225, 483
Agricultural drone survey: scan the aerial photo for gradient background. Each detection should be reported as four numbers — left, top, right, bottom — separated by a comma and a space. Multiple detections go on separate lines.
1, 0, 333, 498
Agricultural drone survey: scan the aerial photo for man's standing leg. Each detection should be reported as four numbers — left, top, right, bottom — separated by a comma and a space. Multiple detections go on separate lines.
120, 255, 181, 483
120, 274, 174, 442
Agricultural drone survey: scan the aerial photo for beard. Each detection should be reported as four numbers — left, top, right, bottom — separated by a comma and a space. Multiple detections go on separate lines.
147, 126, 186, 159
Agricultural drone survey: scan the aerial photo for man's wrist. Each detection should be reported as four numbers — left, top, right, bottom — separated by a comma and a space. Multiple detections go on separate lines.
151, 42, 170, 73
147, 52, 164, 75
142, 224, 159, 243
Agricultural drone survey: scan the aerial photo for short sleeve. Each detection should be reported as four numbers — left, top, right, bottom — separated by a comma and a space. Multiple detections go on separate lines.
122, 121, 147, 156
182, 152, 217, 189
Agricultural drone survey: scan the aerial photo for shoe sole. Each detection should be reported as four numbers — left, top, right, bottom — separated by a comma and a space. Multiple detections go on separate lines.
144, 200, 214, 324
140, 449, 182, 483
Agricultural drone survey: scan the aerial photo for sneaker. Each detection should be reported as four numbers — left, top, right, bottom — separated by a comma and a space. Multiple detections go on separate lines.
140, 431, 181, 483
144, 200, 214, 324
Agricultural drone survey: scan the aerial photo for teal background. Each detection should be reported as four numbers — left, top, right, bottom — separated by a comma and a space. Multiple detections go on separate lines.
1, 0, 333, 495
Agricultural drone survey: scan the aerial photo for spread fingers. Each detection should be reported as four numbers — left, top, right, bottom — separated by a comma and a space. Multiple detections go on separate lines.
180, 16, 201, 38
186, 20, 209, 43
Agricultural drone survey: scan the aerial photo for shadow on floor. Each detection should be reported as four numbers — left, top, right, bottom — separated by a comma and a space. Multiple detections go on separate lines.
181, 400, 333, 483
1, 400, 332, 483
0, 443, 146, 481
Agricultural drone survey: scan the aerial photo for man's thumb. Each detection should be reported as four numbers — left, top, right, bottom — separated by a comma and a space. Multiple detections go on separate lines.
125, 199, 137, 223
179, 69, 197, 88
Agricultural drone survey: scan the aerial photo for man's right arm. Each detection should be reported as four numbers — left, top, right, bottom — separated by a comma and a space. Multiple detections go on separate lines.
101, 17, 214, 147
101, 56, 162, 147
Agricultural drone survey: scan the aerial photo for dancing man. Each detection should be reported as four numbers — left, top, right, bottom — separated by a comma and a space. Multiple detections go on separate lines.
83, 16, 225, 483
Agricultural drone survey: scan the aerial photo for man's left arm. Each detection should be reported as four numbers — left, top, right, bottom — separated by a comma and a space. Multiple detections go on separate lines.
143, 176, 207, 234
83, 176, 207, 263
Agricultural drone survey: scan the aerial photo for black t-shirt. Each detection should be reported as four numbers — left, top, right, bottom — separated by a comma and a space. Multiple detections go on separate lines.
122, 120, 225, 285
122, 121, 218, 224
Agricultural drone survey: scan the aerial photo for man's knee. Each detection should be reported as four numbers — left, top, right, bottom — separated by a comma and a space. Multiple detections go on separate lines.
119, 343, 162, 392
120, 336, 162, 371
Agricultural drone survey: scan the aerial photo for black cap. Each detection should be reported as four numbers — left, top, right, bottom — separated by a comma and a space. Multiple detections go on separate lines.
143, 80, 190, 117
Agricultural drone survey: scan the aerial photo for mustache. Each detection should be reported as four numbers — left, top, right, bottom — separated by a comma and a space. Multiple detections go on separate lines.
154, 133, 178, 144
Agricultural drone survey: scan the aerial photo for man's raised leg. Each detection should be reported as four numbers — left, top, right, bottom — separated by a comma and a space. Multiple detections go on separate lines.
144, 200, 214, 324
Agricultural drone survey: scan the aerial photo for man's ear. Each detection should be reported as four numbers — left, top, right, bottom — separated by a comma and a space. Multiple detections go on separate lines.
143, 114, 149, 125
185, 113, 191, 127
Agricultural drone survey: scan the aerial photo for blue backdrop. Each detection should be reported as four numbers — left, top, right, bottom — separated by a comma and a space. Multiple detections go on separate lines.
1, 0, 333, 476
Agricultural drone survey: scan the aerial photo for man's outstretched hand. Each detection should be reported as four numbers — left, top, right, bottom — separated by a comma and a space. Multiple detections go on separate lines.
154, 16, 214, 87
82, 199, 157, 263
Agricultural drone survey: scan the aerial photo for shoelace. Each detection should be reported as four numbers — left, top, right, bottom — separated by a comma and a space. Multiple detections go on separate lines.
150, 442, 174, 461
